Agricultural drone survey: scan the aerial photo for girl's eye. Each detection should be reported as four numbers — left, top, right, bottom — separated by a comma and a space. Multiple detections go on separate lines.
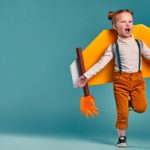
121, 20, 133, 23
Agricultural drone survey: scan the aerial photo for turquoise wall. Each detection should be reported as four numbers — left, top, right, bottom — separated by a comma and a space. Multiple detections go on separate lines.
0, 0, 150, 138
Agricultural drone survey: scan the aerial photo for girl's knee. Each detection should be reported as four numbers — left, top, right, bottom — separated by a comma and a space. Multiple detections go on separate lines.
134, 101, 148, 113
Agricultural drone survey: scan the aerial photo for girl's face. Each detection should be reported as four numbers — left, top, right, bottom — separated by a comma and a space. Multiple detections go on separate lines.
113, 12, 133, 38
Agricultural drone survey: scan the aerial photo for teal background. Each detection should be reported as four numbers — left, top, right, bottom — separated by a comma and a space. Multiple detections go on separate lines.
0, 0, 150, 145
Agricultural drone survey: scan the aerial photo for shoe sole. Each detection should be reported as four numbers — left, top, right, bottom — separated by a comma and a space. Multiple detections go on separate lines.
117, 143, 128, 147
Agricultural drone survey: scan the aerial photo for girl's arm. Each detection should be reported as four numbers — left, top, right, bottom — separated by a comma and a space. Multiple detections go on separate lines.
84, 44, 114, 80
142, 42, 150, 60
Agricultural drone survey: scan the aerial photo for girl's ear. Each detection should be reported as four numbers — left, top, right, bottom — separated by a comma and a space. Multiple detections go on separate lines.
113, 24, 117, 30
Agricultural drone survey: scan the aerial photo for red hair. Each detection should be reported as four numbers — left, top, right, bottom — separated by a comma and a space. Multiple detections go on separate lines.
108, 9, 133, 24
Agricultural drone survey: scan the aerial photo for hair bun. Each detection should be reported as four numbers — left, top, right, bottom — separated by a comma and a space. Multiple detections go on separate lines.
108, 11, 115, 20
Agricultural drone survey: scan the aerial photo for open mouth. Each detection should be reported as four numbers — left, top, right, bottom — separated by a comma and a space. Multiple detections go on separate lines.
125, 28, 130, 33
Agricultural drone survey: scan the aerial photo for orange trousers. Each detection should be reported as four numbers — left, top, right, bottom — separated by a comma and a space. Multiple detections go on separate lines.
113, 72, 148, 129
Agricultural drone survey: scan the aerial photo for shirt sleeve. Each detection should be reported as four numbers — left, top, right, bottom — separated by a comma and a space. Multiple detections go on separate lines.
84, 44, 113, 80
141, 42, 150, 60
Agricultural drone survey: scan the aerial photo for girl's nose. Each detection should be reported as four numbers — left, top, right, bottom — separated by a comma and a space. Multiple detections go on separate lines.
126, 22, 130, 26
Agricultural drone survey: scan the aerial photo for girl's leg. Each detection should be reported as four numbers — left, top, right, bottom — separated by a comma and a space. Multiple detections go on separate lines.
118, 129, 126, 137
130, 74, 147, 113
113, 73, 130, 147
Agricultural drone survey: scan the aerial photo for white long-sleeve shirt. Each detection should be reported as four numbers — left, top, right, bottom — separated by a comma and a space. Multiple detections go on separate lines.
84, 35, 150, 80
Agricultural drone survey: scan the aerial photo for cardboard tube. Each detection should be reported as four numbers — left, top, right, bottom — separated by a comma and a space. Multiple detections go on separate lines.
76, 48, 90, 96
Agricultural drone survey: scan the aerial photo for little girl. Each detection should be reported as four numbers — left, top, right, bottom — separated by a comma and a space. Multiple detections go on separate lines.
77, 9, 150, 147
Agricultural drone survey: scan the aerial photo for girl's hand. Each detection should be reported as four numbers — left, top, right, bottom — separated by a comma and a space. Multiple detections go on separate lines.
77, 75, 88, 87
